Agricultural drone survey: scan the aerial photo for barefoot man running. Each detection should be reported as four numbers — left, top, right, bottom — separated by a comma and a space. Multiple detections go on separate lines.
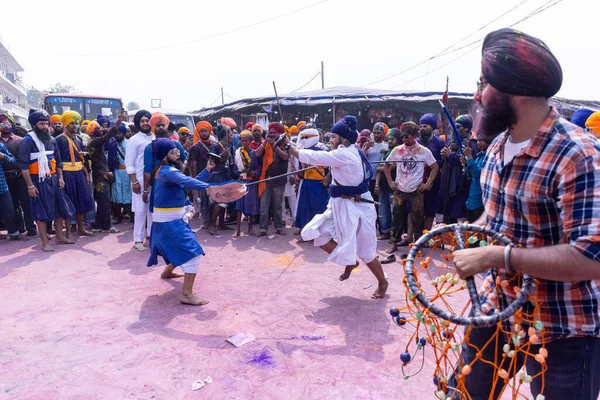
281, 116, 388, 299
146, 138, 216, 306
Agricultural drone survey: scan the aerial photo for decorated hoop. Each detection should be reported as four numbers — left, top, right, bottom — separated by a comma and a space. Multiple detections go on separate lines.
405, 223, 534, 328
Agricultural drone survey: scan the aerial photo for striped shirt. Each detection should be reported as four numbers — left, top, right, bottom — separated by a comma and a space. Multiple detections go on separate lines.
480, 107, 600, 341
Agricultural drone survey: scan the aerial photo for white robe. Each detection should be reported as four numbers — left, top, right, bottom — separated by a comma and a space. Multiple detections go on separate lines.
298, 145, 377, 266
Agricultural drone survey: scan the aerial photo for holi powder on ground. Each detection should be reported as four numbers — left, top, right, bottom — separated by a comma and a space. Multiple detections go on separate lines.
300, 335, 324, 341
247, 349, 275, 367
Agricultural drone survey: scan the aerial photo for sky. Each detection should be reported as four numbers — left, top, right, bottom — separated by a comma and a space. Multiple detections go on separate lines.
2, 0, 597, 112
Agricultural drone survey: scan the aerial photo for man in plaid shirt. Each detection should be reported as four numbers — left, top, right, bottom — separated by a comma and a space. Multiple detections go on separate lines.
450, 28, 600, 399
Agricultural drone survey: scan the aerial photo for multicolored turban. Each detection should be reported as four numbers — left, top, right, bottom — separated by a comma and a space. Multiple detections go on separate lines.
481, 28, 562, 98
50, 114, 62, 125
0, 113, 15, 129
400, 121, 419, 136
455, 114, 473, 131
61, 110, 82, 127
331, 116, 358, 143
389, 128, 403, 143
149, 113, 170, 133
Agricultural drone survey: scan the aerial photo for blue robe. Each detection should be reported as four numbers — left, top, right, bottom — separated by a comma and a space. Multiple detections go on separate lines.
108, 139, 132, 204
147, 167, 210, 268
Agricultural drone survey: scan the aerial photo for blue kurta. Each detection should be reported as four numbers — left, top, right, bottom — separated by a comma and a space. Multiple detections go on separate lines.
143, 140, 187, 212
147, 167, 210, 268
55, 134, 94, 215
108, 139, 132, 204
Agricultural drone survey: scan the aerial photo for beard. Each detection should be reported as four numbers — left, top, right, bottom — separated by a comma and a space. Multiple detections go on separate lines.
139, 125, 151, 134
419, 128, 432, 142
155, 129, 170, 138
473, 93, 517, 142
168, 158, 183, 170
33, 126, 51, 143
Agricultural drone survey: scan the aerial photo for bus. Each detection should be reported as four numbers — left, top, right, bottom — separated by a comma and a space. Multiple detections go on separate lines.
44, 93, 123, 125
127, 109, 196, 132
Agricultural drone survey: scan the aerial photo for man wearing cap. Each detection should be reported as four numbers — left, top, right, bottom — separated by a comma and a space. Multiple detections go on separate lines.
55, 110, 94, 239
108, 122, 132, 225
0, 113, 36, 236
125, 110, 155, 251
146, 138, 216, 306
418, 113, 445, 231
282, 116, 389, 299
451, 28, 600, 399
20, 110, 76, 252
438, 114, 477, 224
384, 122, 439, 252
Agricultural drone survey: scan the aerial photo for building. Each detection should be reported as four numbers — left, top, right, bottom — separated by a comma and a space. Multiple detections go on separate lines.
0, 40, 27, 125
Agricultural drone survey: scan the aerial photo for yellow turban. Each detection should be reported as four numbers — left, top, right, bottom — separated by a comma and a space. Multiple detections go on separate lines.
240, 129, 253, 141
586, 111, 600, 138
87, 121, 100, 136
50, 114, 62, 125
290, 125, 298, 135
178, 127, 191, 135
284, 125, 291, 135
61, 110, 82, 127
81, 119, 90, 127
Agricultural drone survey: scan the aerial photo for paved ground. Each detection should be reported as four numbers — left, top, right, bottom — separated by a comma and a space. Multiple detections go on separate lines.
1, 218, 470, 400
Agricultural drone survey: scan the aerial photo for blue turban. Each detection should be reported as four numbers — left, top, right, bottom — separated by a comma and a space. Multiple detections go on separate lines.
419, 113, 438, 129
331, 116, 358, 144
455, 114, 473, 131
97, 114, 111, 127
571, 108, 595, 129
28, 109, 50, 126
118, 122, 128, 135
134, 110, 152, 130
152, 138, 176, 161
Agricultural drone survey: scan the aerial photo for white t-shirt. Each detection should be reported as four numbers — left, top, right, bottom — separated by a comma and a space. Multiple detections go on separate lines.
366, 142, 388, 179
387, 143, 436, 193
503, 136, 531, 166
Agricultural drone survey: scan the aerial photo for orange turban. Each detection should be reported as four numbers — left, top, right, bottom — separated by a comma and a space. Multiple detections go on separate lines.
50, 114, 62, 125
290, 125, 298, 135
586, 112, 600, 138
251, 124, 263, 134
284, 125, 291, 136
86, 121, 100, 136
219, 117, 237, 129
245, 122, 254, 130
297, 121, 307, 131
149, 113, 169, 133
194, 121, 213, 143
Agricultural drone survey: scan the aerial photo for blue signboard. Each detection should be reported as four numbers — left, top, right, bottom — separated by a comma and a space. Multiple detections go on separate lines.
46, 96, 83, 104
85, 98, 122, 107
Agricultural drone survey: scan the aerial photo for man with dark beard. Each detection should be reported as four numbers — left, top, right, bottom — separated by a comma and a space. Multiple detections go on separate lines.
418, 113, 445, 231
55, 111, 94, 240
450, 28, 600, 400
146, 138, 216, 305
0, 113, 36, 237
88, 112, 127, 233
125, 110, 154, 251
19, 110, 76, 252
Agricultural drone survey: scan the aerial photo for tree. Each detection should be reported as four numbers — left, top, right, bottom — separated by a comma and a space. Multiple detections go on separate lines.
127, 101, 140, 111
47, 83, 76, 94
26, 86, 44, 108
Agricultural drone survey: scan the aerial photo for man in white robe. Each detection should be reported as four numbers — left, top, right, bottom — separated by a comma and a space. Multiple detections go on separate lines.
124, 110, 155, 251
281, 116, 388, 299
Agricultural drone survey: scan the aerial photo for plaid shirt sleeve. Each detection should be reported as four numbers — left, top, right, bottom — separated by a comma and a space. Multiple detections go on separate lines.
558, 146, 600, 261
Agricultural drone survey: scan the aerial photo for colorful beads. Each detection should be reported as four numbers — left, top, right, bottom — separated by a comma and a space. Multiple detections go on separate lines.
389, 307, 400, 317
461, 365, 471, 376
400, 352, 411, 363
535, 321, 544, 330
395, 315, 407, 326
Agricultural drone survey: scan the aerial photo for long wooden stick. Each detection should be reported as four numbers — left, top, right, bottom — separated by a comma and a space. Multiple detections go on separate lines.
245, 166, 316, 186
272, 81, 284, 123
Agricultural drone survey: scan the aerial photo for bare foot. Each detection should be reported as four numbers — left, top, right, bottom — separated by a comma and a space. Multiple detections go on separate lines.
276, 229, 287, 236
78, 230, 94, 237
161, 271, 184, 279
339, 262, 359, 281
55, 237, 76, 245
294, 228, 301, 235
180, 293, 209, 306
232, 231, 240, 239
372, 280, 389, 299
42, 244, 55, 252
257, 232, 267, 237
